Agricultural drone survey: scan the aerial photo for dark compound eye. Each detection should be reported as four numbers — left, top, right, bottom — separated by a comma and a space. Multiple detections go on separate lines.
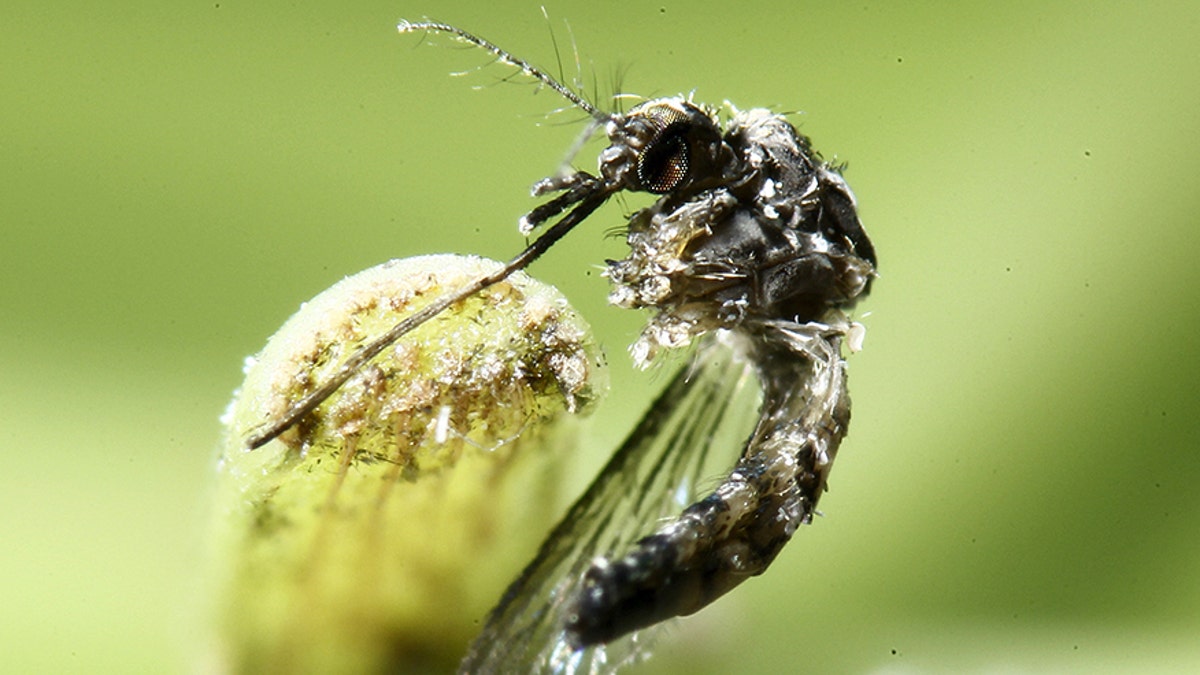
636, 122, 691, 194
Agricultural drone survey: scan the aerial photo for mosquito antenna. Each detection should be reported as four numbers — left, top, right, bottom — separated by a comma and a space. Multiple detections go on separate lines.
245, 178, 615, 450
541, 7, 568, 92
562, 16, 585, 94
609, 63, 630, 114
398, 20, 608, 121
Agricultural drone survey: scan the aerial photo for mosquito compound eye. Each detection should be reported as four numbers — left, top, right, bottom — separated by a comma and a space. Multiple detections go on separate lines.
636, 123, 691, 194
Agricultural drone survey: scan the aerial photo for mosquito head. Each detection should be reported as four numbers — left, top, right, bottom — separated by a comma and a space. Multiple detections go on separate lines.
518, 98, 732, 237
598, 98, 727, 195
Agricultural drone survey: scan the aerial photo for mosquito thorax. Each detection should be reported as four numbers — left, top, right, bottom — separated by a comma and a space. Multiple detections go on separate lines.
603, 104, 875, 366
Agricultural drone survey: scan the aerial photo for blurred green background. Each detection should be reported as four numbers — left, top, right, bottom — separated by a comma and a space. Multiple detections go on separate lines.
3, 1, 1197, 673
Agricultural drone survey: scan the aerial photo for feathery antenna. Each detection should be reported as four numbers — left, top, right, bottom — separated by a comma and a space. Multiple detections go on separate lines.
398, 20, 609, 121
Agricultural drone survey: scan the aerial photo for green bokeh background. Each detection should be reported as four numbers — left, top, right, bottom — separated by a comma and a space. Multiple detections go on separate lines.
3, 1, 1197, 673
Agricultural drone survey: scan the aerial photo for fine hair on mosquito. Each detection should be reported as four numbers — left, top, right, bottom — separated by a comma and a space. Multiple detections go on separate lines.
246, 17, 877, 674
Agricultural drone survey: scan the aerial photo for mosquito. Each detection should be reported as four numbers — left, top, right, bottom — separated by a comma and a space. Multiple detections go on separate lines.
245, 19, 877, 674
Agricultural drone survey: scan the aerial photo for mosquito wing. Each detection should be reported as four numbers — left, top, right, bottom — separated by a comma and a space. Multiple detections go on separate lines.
458, 334, 762, 674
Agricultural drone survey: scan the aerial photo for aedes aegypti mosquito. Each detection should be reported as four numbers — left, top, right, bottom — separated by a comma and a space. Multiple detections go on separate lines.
246, 19, 877, 674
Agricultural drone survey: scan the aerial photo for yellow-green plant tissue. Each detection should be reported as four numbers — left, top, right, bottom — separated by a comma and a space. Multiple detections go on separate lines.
207, 254, 606, 673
